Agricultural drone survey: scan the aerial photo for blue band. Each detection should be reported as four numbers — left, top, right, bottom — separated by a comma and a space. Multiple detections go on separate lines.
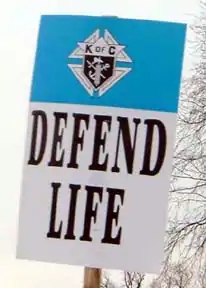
30, 15, 186, 113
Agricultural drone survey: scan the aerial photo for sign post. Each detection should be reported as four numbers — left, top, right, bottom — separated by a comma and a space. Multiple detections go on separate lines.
16, 15, 187, 276
83, 267, 101, 288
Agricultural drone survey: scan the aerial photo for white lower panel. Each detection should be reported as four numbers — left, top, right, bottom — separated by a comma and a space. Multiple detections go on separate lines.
16, 102, 177, 273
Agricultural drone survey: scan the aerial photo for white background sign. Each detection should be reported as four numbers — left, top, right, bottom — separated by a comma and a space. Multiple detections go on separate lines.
16, 15, 186, 274
17, 103, 176, 273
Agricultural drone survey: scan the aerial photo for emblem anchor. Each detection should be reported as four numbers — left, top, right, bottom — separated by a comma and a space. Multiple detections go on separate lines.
86, 57, 110, 86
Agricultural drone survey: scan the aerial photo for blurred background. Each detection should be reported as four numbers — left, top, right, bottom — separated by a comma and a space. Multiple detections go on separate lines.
0, 0, 202, 287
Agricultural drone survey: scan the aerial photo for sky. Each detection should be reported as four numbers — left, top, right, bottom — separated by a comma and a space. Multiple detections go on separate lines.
0, 0, 200, 287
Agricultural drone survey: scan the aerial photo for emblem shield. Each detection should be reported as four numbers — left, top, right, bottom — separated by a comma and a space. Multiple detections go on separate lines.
83, 55, 115, 89
68, 29, 132, 96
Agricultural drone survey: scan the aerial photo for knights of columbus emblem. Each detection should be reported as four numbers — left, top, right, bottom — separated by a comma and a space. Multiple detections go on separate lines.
68, 29, 132, 96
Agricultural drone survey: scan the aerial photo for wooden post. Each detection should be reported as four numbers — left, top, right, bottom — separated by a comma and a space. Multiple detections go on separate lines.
83, 267, 102, 288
